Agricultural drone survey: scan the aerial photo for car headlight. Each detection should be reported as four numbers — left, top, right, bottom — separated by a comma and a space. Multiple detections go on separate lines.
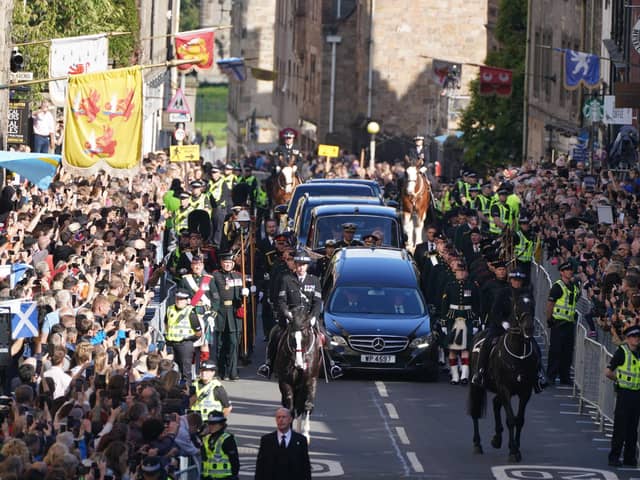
409, 336, 430, 349
329, 335, 347, 347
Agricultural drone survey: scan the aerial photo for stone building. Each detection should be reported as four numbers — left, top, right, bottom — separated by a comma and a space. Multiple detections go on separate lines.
0, 0, 16, 150
199, 0, 232, 84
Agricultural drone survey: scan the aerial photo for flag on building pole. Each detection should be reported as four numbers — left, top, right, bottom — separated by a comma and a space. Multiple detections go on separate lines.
479, 66, 513, 97
49, 34, 109, 107
216, 58, 247, 81
63, 66, 143, 175
562, 49, 600, 90
250, 67, 278, 81
175, 29, 215, 73
432, 59, 461, 88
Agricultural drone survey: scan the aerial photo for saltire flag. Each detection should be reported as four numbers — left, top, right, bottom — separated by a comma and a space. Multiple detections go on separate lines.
63, 66, 142, 175
432, 59, 461, 87
2, 300, 39, 339
479, 66, 513, 97
175, 29, 215, 73
216, 57, 247, 81
0, 152, 60, 190
10, 264, 32, 289
560, 48, 600, 90
48, 34, 109, 107
250, 67, 278, 81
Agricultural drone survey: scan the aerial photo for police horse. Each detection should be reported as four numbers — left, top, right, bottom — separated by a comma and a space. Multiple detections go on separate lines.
274, 307, 322, 442
401, 165, 431, 250
468, 294, 537, 463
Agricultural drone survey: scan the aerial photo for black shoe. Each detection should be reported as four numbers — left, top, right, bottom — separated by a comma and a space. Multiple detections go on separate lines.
623, 458, 638, 467
229, 375, 239, 381
257, 364, 272, 379
609, 459, 623, 467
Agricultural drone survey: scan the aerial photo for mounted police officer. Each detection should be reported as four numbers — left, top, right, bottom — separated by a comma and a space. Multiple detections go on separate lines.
212, 252, 245, 381
165, 289, 203, 385
606, 324, 640, 468
190, 361, 232, 419
407, 135, 427, 167
441, 259, 481, 384
479, 260, 509, 327
201, 410, 240, 479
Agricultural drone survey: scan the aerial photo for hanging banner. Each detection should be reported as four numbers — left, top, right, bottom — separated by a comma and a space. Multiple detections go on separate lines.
7, 100, 30, 145
479, 66, 513, 97
63, 66, 142, 175
48, 34, 109, 107
175, 29, 215, 73
563, 49, 600, 90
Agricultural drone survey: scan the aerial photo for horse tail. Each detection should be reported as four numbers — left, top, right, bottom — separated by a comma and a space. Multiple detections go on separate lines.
467, 383, 487, 419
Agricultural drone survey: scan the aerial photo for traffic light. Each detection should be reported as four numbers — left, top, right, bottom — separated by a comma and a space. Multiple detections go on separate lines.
10, 48, 23, 73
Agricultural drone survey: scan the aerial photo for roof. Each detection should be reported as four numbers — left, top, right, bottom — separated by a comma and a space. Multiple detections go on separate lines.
310, 203, 398, 217
288, 182, 378, 216
307, 178, 383, 195
334, 247, 418, 288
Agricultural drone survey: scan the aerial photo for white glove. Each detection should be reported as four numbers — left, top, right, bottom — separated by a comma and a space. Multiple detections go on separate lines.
250, 285, 257, 293
501, 321, 510, 330
241, 287, 250, 296
310, 317, 316, 327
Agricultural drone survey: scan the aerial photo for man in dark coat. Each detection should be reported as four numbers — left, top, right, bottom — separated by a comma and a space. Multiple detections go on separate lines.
254, 407, 311, 480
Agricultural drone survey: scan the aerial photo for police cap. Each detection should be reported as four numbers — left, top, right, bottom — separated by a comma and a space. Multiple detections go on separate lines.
179, 192, 191, 199
497, 188, 509, 195
558, 261, 573, 272
219, 252, 235, 262
492, 260, 507, 269
519, 216, 530, 224
175, 289, 191, 299
293, 251, 311, 264
624, 325, 640, 337
509, 269, 527, 280
201, 360, 217, 371
413, 135, 425, 141
207, 411, 227, 423
190, 180, 205, 189
141, 457, 163, 474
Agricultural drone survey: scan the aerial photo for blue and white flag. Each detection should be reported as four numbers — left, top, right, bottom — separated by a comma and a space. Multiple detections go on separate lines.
0, 152, 61, 190
563, 49, 600, 90
10, 263, 32, 288
216, 58, 247, 81
8, 301, 38, 339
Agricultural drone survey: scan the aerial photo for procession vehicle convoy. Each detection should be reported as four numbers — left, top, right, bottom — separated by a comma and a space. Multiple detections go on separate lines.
321, 247, 438, 381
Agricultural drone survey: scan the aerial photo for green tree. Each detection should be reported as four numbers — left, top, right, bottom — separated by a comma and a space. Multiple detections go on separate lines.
11, 0, 139, 98
459, 0, 527, 173
180, 0, 201, 31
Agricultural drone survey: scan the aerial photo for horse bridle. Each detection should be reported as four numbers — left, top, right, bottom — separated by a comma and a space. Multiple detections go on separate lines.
284, 325, 317, 357
405, 168, 425, 198
503, 309, 533, 360
277, 167, 298, 190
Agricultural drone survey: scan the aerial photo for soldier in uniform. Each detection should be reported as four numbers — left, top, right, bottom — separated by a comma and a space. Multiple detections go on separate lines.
208, 165, 232, 248
272, 129, 303, 173
167, 231, 191, 279
212, 253, 246, 381
165, 289, 203, 385
200, 410, 240, 480
190, 361, 232, 419
335, 223, 364, 248
441, 260, 481, 384
314, 239, 337, 281
180, 255, 220, 371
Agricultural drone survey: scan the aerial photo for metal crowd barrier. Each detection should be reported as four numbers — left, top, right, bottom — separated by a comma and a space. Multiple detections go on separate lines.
143, 274, 176, 343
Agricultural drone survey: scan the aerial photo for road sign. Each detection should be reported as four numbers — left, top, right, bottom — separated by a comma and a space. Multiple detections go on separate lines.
166, 87, 191, 114
318, 144, 340, 158
603, 95, 632, 125
168, 113, 192, 123
174, 128, 186, 142
170, 145, 200, 162
9, 71, 33, 82
583, 98, 604, 123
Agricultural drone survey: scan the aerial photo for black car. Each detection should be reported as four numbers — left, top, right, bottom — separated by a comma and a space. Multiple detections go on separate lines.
322, 247, 438, 381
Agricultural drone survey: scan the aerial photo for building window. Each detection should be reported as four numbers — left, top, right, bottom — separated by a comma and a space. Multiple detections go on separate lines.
533, 30, 541, 98
543, 29, 552, 103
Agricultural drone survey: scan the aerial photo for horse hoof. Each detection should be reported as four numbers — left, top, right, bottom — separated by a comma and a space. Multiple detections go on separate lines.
473, 445, 483, 455
491, 437, 502, 449
509, 452, 522, 463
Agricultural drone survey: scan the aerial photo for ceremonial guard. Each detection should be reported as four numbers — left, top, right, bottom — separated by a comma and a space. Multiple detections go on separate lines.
180, 255, 220, 369
605, 324, 640, 468
335, 223, 364, 248
272, 129, 303, 172
208, 165, 232, 247
165, 289, 203, 385
190, 361, 232, 419
201, 411, 240, 480
212, 253, 246, 381
440, 260, 481, 385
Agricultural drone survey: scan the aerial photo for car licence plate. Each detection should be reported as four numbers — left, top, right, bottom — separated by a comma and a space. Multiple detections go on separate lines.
361, 354, 396, 364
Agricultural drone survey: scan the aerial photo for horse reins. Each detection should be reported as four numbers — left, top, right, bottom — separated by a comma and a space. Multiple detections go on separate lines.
503, 329, 532, 360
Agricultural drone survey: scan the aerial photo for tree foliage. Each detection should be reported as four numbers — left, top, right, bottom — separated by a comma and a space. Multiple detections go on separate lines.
11, 0, 139, 98
180, 0, 201, 31
459, 0, 527, 173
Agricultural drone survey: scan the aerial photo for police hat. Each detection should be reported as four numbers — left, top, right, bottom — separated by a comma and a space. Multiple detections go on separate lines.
201, 360, 217, 371
179, 192, 191, 200
219, 252, 235, 262
492, 260, 507, 269
624, 325, 640, 337
519, 216, 530, 224
210, 165, 221, 173
224, 163, 234, 170
293, 251, 311, 264
482, 181, 493, 189
232, 164, 241, 172
558, 261, 573, 271
469, 185, 481, 192
509, 269, 527, 280
274, 233, 289, 242
191, 255, 203, 263
497, 188, 509, 195
236, 210, 251, 222
207, 411, 227, 423
342, 223, 357, 232
413, 135, 425, 141
467, 172, 478, 178
283, 130, 296, 139
190, 180, 205, 189
325, 239, 337, 247
175, 289, 191, 299
141, 456, 163, 474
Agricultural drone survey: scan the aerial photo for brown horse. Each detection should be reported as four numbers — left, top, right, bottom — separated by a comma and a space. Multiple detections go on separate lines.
269, 165, 301, 207
401, 165, 430, 250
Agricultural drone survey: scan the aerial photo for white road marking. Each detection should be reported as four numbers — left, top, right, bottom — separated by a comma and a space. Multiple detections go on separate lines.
385, 402, 399, 419
395, 426, 410, 445
592, 437, 610, 442
559, 411, 580, 415
375, 381, 389, 397
371, 393, 410, 476
406, 452, 424, 473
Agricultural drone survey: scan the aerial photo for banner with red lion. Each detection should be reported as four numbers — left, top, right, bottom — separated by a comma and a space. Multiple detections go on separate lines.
175, 29, 215, 73
63, 66, 142, 175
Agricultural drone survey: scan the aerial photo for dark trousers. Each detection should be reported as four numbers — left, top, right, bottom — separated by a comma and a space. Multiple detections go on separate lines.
262, 298, 275, 338
610, 389, 640, 464
173, 340, 194, 384
216, 330, 240, 378
33, 134, 50, 153
212, 209, 226, 247
546, 321, 575, 383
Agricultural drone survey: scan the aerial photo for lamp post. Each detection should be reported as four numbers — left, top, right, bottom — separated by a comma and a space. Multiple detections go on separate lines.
367, 121, 380, 171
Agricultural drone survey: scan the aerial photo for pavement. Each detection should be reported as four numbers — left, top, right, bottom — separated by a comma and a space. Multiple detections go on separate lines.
218, 322, 639, 479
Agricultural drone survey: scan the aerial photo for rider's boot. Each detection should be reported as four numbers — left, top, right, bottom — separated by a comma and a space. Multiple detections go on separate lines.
450, 359, 460, 385
534, 363, 548, 394
257, 326, 280, 378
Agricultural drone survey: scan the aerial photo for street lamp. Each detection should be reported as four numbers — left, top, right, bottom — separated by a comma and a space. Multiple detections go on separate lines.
367, 120, 380, 171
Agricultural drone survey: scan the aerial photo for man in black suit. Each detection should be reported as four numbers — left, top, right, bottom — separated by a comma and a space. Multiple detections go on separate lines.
255, 407, 311, 480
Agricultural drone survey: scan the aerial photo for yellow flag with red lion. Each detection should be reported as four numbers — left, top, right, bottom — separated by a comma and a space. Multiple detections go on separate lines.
63, 66, 142, 175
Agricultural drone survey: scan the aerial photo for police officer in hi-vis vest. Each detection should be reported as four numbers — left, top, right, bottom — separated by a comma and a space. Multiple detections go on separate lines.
165, 289, 203, 385
606, 324, 640, 468
201, 410, 240, 479
190, 360, 232, 419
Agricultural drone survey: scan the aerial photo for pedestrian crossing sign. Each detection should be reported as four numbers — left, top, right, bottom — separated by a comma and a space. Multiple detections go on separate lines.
10, 301, 38, 339
166, 88, 191, 115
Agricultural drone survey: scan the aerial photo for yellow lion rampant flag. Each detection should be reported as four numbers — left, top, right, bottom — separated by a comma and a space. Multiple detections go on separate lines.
63, 66, 142, 174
